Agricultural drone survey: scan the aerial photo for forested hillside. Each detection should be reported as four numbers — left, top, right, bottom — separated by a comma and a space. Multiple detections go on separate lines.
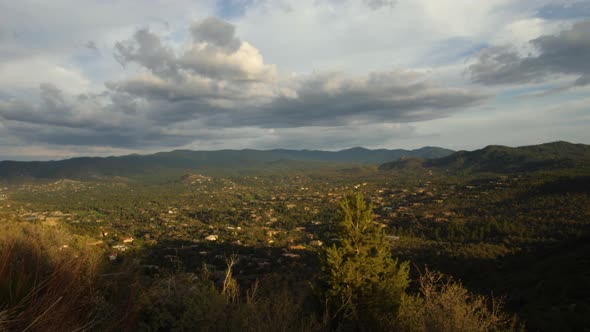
380, 141, 590, 173
1, 141, 589, 331
0, 147, 453, 179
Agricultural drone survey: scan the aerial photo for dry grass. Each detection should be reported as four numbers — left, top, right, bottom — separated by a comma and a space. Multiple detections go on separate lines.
396, 268, 517, 332
0, 221, 107, 331
221, 254, 240, 303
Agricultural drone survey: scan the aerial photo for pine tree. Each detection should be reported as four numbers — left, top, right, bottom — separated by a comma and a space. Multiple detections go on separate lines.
321, 192, 409, 330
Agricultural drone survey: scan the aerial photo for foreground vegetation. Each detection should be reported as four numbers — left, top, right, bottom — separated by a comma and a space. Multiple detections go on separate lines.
1, 154, 589, 330
0, 191, 521, 331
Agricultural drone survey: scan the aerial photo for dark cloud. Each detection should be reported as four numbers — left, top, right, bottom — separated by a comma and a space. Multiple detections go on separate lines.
3, 119, 194, 148
0, 83, 72, 126
0, 86, 197, 149
85, 40, 98, 51
113, 21, 274, 82
0, 17, 487, 152
111, 19, 486, 130
190, 17, 241, 53
114, 29, 179, 78
105, 77, 225, 102
225, 71, 488, 128
468, 20, 590, 86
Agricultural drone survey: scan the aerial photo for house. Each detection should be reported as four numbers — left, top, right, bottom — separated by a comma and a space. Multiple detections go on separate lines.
282, 252, 300, 259
123, 237, 134, 243
112, 244, 128, 252
205, 234, 219, 241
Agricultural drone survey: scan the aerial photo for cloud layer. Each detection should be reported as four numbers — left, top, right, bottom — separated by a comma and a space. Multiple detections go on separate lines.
469, 20, 590, 86
0, 16, 487, 153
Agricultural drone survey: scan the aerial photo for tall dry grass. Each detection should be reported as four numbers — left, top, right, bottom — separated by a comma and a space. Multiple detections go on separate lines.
0, 221, 108, 331
396, 269, 520, 332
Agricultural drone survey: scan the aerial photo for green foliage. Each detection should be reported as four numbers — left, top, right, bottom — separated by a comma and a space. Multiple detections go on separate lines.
136, 268, 323, 332
136, 271, 235, 331
381, 141, 590, 174
321, 192, 409, 330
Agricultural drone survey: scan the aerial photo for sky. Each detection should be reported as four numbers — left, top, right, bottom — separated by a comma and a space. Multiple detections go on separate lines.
0, 0, 589, 160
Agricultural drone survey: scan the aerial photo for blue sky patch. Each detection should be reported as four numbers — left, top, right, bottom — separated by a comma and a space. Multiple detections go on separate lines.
215, 0, 256, 19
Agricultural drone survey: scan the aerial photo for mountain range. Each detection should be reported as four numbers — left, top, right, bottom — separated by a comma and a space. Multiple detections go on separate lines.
2, 141, 588, 179
0, 146, 453, 179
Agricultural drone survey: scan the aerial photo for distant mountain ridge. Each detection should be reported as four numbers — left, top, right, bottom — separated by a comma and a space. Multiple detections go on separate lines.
379, 141, 590, 173
0, 146, 454, 179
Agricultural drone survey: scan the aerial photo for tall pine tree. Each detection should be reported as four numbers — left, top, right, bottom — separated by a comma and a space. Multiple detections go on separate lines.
322, 192, 409, 331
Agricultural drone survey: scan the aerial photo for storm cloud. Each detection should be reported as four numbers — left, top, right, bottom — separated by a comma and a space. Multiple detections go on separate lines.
106, 20, 487, 130
0, 18, 487, 148
190, 17, 242, 53
114, 22, 276, 83
228, 71, 488, 128
469, 20, 590, 86
0, 17, 488, 150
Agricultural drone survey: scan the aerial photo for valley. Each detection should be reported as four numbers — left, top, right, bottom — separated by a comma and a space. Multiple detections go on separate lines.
1, 142, 589, 330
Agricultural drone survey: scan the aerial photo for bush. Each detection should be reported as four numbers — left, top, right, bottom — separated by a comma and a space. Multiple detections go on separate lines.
136, 271, 235, 331
135, 258, 323, 332
396, 269, 518, 332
